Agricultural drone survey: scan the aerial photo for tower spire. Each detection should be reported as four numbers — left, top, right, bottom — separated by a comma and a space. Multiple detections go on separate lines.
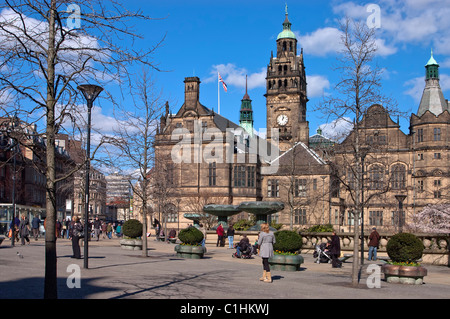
240, 75, 253, 136
417, 50, 448, 117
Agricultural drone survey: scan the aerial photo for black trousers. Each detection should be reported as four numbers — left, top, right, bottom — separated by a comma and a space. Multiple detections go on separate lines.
331, 253, 342, 268
262, 258, 270, 271
72, 236, 81, 258
216, 235, 224, 247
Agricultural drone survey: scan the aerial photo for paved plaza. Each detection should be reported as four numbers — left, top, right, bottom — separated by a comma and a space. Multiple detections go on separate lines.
0, 236, 449, 300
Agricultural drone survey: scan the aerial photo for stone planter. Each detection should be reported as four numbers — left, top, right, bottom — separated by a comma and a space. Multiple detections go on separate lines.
268, 254, 304, 271
120, 238, 143, 251
381, 264, 428, 285
174, 244, 207, 259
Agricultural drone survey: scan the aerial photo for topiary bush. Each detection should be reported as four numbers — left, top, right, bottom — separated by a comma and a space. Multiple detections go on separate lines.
233, 219, 255, 231
178, 227, 204, 245
307, 224, 334, 232
386, 232, 424, 263
273, 230, 303, 254
122, 219, 143, 238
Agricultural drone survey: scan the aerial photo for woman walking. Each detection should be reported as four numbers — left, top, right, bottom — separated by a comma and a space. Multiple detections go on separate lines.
71, 216, 83, 259
19, 214, 30, 245
258, 223, 276, 283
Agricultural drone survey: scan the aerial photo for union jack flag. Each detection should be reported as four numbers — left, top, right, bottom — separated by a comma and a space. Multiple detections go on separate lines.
218, 73, 228, 92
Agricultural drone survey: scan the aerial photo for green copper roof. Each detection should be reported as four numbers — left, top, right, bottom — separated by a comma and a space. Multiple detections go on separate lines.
277, 5, 296, 40
277, 29, 296, 40
426, 49, 439, 66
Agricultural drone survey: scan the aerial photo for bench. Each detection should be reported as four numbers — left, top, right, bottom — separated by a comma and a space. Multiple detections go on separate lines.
339, 254, 353, 262
168, 237, 177, 244
377, 256, 390, 263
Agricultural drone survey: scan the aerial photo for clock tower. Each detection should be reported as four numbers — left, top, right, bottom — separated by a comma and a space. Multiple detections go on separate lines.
266, 6, 309, 151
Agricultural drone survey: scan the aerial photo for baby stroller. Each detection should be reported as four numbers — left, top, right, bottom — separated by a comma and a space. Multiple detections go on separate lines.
232, 242, 253, 259
313, 242, 332, 264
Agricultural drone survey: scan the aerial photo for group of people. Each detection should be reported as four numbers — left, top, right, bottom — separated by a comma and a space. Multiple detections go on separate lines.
224, 224, 382, 283
8, 214, 33, 245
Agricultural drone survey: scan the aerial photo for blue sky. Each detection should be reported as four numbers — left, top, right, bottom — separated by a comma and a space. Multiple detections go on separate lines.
104, 0, 449, 139
3, 0, 449, 144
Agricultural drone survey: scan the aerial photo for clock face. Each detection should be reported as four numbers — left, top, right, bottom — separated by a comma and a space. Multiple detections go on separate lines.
277, 114, 289, 126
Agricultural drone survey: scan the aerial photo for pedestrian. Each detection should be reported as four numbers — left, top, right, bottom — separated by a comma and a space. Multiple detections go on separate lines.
227, 224, 235, 249
216, 223, 224, 247
199, 223, 207, 247
116, 223, 122, 238
107, 223, 113, 239
71, 216, 83, 259
56, 220, 62, 238
92, 217, 101, 241
9, 216, 20, 243
31, 214, 41, 241
64, 218, 71, 239
258, 223, 276, 283
101, 221, 107, 239
235, 234, 250, 257
329, 231, 342, 268
368, 227, 381, 261
19, 214, 31, 245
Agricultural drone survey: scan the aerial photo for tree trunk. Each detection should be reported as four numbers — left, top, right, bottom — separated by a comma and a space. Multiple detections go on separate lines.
44, 0, 58, 299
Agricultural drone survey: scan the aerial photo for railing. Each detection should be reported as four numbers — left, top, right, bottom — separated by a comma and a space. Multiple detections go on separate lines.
299, 232, 449, 266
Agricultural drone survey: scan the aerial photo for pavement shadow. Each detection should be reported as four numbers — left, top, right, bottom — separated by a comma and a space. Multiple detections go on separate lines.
0, 276, 118, 299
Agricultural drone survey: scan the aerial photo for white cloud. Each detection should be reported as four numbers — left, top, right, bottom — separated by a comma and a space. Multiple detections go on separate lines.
307, 75, 330, 98
374, 38, 397, 56
205, 64, 266, 90
332, 0, 450, 55
404, 76, 425, 103
403, 74, 450, 103
297, 27, 343, 56
319, 117, 354, 142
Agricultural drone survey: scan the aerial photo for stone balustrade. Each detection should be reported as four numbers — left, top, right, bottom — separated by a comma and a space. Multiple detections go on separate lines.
200, 229, 449, 266
299, 232, 449, 266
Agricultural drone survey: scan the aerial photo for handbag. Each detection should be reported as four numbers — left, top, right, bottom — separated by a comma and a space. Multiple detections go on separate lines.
8, 228, 12, 238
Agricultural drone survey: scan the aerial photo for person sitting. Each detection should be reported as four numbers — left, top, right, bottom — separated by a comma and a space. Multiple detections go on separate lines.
235, 234, 250, 257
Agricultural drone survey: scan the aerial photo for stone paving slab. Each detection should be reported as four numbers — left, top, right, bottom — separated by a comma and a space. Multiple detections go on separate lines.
0, 237, 449, 300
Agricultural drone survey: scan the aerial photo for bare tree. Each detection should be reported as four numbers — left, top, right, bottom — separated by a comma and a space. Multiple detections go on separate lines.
0, 0, 163, 298
185, 193, 228, 230
110, 70, 164, 256
319, 18, 397, 286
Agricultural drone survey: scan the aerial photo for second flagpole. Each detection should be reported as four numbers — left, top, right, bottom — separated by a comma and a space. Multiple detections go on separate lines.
218, 71, 220, 115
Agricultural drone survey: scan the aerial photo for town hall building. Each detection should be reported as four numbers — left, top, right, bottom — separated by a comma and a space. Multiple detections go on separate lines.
151, 10, 449, 232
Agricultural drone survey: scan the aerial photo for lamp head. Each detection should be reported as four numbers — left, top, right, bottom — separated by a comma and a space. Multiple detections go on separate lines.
78, 84, 103, 103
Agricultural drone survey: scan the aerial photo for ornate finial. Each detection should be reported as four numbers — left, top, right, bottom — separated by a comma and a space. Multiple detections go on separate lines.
285, 3, 288, 16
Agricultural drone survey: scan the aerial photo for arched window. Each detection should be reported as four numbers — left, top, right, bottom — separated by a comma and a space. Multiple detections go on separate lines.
369, 164, 384, 190
391, 164, 406, 189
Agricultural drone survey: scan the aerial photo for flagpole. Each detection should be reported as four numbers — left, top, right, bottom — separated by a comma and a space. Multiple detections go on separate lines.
218, 71, 220, 115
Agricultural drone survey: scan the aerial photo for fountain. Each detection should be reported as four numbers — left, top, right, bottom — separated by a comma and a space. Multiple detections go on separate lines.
238, 201, 285, 231
183, 213, 202, 227
202, 204, 241, 230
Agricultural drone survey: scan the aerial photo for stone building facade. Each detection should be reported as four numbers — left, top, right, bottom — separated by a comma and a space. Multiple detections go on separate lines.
150, 12, 449, 232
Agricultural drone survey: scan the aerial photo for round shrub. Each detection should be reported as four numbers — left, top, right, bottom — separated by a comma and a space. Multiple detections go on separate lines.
178, 227, 204, 245
386, 233, 424, 263
273, 230, 303, 253
122, 219, 143, 238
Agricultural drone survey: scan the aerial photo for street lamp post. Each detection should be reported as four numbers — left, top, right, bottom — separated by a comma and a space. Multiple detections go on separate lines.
78, 84, 103, 269
395, 194, 407, 233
